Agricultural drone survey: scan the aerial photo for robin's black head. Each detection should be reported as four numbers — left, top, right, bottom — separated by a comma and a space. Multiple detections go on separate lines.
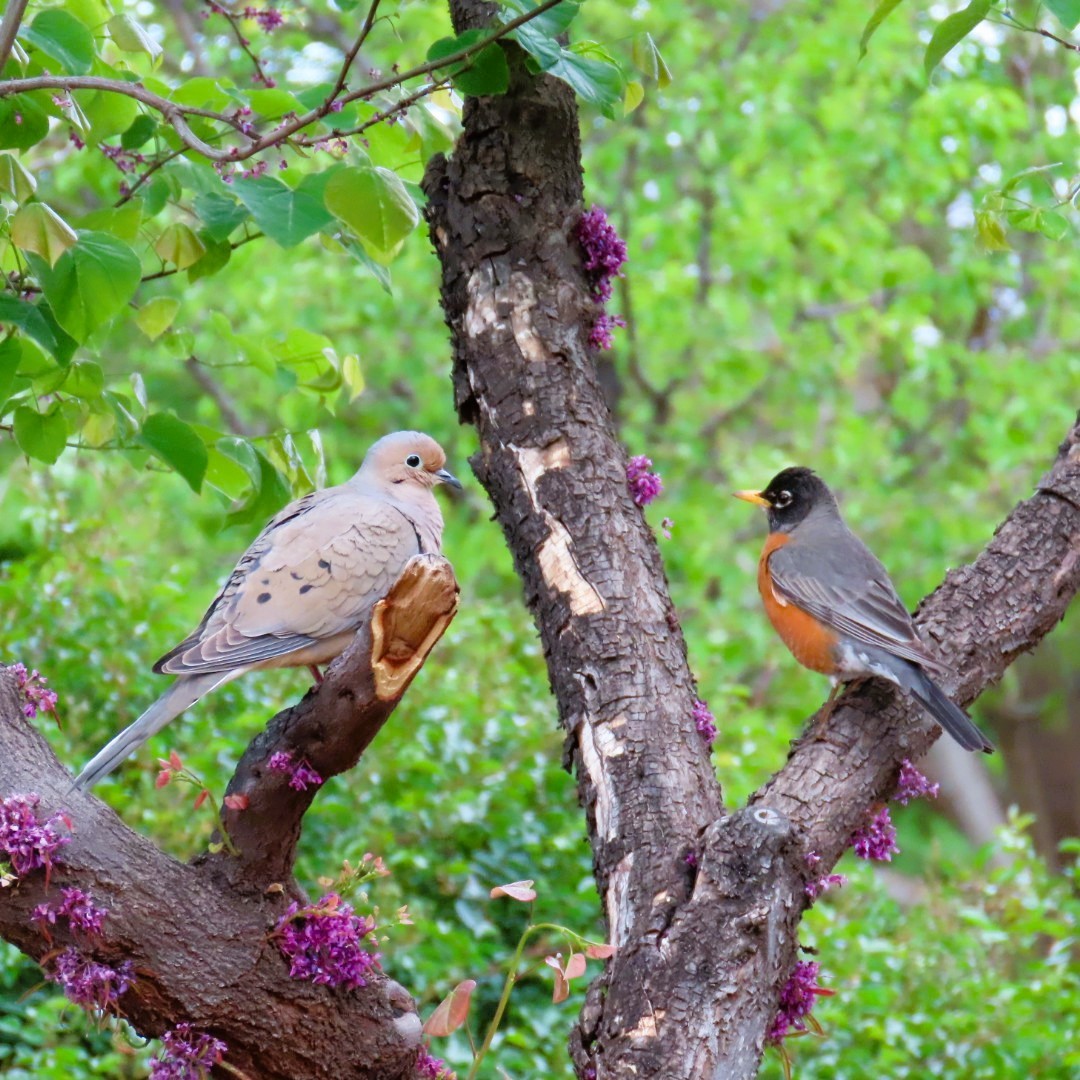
733, 466, 838, 533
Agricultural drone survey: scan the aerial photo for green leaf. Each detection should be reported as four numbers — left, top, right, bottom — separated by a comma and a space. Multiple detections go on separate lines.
63, 360, 105, 400
0, 338, 21, 410
138, 413, 208, 493
187, 237, 232, 283
121, 114, 159, 151
226, 447, 291, 528
924, 0, 991, 78
108, 13, 163, 60
232, 176, 334, 248
193, 191, 249, 242
1001, 163, 1062, 195
975, 209, 1010, 252
76, 202, 144, 242
1044, 0, 1080, 28
0, 155, 37, 202
154, 223, 206, 270
427, 32, 510, 96
500, 0, 581, 38
135, 297, 180, 340
342, 354, 364, 402
624, 80, 645, 115
13, 404, 67, 464
29, 232, 141, 343
80, 407, 117, 448
544, 50, 624, 114
0, 295, 74, 362
860, 0, 907, 58
324, 166, 420, 263
0, 97, 50, 151
20, 10, 94, 75
1036, 210, 1070, 240
11, 203, 79, 267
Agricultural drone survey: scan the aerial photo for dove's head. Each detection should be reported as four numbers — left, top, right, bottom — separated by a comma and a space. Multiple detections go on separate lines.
359, 431, 462, 494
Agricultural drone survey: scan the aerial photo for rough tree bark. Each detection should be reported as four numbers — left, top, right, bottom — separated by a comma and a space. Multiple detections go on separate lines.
0, 555, 458, 1080
422, 4, 1080, 1075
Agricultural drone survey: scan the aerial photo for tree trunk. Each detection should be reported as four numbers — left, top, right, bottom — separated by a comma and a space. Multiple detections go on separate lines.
423, 3, 1080, 1073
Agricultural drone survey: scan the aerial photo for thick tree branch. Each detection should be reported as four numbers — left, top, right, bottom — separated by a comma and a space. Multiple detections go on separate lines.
423, 2, 1080, 1073
0, 556, 458, 1079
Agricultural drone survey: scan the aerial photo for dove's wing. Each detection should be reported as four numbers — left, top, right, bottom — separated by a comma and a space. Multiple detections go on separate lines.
154, 487, 432, 676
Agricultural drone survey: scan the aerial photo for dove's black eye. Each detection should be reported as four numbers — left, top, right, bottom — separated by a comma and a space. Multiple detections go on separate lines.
775, 490, 793, 508
406, 454, 422, 468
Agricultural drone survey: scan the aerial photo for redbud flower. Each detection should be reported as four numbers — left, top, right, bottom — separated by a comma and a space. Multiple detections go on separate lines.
894, 759, 939, 805
0, 793, 70, 878
626, 455, 663, 507
151, 1023, 227, 1079
32, 887, 108, 938
46, 948, 133, 1011
852, 806, 899, 861
766, 960, 833, 1044
416, 1047, 456, 1079
273, 893, 379, 989
691, 698, 717, 747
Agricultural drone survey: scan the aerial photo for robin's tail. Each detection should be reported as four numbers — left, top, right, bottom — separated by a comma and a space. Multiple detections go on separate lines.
908, 668, 994, 754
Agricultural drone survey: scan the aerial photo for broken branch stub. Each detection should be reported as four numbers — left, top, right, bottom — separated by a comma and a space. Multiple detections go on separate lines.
371, 554, 460, 701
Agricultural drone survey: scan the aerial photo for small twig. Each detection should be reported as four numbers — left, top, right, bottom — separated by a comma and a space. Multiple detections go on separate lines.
117, 147, 186, 207
185, 356, 256, 437
203, 1, 277, 87
140, 230, 264, 282
0, 0, 568, 165
0, 0, 29, 74
321, 0, 383, 111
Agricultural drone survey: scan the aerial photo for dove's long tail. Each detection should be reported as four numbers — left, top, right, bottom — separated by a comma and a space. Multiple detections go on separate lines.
74, 671, 234, 790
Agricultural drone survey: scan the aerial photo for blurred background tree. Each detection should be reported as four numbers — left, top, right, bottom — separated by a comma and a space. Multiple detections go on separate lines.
0, 0, 1078, 1076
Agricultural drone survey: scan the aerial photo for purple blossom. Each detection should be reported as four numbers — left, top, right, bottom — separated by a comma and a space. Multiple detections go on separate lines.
267, 750, 324, 791
0, 793, 70, 878
576, 206, 628, 302
274, 893, 379, 989
852, 806, 899, 861
416, 1047, 456, 1079
32, 888, 108, 938
683, 849, 698, 869
99, 143, 144, 174
151, 1023, 228, 1079
805, 873, 846, 901
894, 759, 939, 805
586, 310, 626, 351
68, 130, 85, 150
691, 698, 717, 748
243, 6, 284, 31
661, 517, 674, 539
329, 99, 344, 113
766, 960, 831, 1044
46, 947, 133, 1011
626, 455, 663, 507
12, 663, 59, 719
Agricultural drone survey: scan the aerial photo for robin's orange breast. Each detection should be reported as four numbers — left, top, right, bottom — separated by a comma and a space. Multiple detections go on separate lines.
757, 533, 840, 676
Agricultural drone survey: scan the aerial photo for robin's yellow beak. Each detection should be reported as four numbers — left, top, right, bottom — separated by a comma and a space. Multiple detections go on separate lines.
733, 489, 770, 508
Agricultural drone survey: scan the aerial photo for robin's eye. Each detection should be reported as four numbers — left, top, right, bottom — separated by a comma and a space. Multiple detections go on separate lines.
406, 454, 422, 468
775, 490, 793, 508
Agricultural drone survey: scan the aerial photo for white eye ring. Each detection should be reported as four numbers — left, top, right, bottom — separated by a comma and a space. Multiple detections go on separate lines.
406, 454, 422, 468
775, 490, 793, 508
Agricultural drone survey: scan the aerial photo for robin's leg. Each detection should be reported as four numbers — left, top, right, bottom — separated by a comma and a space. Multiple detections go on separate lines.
810, 678, 869, 742
308, 664, 324, 685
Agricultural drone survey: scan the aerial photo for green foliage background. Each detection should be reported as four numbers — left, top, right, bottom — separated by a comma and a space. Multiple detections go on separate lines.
1, 0, 1078, 1077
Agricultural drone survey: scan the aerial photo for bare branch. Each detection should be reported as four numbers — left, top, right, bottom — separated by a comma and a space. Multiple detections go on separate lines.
0, 0, 29, 74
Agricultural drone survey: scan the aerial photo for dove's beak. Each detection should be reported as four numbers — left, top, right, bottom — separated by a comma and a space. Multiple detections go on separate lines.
436, 468, 463, 490
733, 489, 770, 508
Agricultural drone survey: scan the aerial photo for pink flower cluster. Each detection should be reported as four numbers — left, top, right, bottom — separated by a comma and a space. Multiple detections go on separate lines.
852, 806, 899, 861
46, 948, 134, 1012
416, 1047, 456, 1079
268, 750, 324, 792
274, 893, 379, 989
692, 698, 717, 748
766, 960, 833, 1044
894, 758, 940, 805
151, 1023, 228, 1079
12, 662, 58, 719
0, 793, 70, 877
242, 6, 284, 31
33, 887, 108, 938
575, 206, 628, 351
626, 455, 663, 507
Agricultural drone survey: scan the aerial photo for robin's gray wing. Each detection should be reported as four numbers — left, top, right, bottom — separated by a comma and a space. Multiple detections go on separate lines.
767, 523, 947, 675
155, 488, 424, 676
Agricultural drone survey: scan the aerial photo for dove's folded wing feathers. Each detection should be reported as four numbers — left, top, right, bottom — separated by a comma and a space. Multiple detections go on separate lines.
155, 487, 428, 676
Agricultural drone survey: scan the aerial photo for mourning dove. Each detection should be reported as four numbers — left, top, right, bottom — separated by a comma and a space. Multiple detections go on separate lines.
75, 431, 460, 789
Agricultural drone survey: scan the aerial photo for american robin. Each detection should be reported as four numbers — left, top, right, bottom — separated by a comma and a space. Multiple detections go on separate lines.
734, 467, 993, 753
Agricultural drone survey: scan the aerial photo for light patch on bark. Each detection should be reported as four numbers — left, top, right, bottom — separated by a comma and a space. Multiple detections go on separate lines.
512, 441, 604, 615
605, 852, 634, 946
508, 273, 549, 363
464, 265, 506, 339
594, 717, 625, 758
580, 719, 618, 842
625, 1010, 665, 1040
